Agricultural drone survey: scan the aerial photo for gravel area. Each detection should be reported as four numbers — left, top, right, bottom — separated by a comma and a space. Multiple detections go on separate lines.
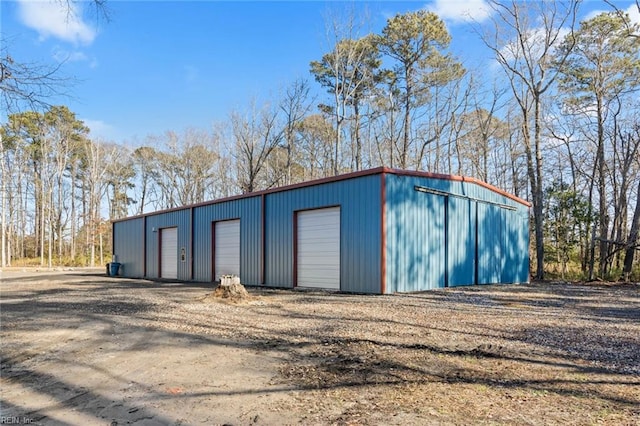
1, 270, 639, 425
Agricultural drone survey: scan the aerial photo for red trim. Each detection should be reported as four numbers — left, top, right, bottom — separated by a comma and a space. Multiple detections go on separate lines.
260, 194, 265, 285
210, 222, 216, 282
189, 207, 194, 280
292, 211, 298, 288
112, 167, 530, 224
142, 216, 147, 277
380, 172, 386, 295
381, 168, 531, 207
158, 228, 163, 278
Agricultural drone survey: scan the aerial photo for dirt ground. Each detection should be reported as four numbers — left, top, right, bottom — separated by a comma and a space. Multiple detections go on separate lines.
1, 269, 638, 425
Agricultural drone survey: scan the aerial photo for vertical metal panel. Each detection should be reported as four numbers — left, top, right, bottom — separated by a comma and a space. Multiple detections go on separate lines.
192, 197, 261, 284
214, 219, 241, 280
265, 174, 381, 293
477, 203, 503, 284
146, 210, 192, 280
113, 169, 528, 291
385, 174, 529, 291
448, 197, 476, 286
113, 218, 144, 277
501, 207, 530, 283
385, 174, 446, 292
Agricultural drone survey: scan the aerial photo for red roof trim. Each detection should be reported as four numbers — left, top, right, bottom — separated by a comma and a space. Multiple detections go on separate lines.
112, 167, 529, 223
380, 167, 531, 207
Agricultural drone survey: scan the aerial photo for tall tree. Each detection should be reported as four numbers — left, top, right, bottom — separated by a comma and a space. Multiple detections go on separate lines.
279, 78, 314, 185
231, 102, 284, 193
623, 179, 640, 280
311, 34, 381, 174
556, 11, 640, 277
43, 106, 89, 260
132, 146, 159, 214
147, 129, 220, 209
482, 0, 580, 280
376, 10, 462, 169
296, 114, 336, 180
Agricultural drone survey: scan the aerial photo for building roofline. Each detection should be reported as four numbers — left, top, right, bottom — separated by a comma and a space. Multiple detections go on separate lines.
112, 167, 530, 223
382, 167, 531, 207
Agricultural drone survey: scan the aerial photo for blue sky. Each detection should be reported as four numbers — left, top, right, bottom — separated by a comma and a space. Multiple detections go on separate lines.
2, 1, 638, 145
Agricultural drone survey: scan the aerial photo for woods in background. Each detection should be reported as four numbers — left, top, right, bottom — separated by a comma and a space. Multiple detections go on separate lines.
1, 2, 639, 280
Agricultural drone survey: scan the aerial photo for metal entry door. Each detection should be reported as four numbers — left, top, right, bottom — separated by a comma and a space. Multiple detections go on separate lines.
160, 227, 178, 279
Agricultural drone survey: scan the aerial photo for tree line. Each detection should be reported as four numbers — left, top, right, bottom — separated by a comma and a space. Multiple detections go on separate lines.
1, 1, 639, 280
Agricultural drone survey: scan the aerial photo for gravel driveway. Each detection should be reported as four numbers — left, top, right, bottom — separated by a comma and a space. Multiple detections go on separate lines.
1, 269, 638, 425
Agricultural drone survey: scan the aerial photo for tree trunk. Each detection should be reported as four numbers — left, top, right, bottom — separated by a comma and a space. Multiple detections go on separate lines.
596, 99, 608, 276
1, 135, 6, 268
622, 180, 640, 280
533, 95, 545, 280
354, 100, 361, 171
70, 162, 76, 261
402, 67, 412, 169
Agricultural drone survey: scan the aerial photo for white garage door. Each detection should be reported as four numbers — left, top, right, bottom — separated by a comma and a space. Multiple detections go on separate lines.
160, 227, 178, 279
297, 207, 340, 290
214, 219, 240, 281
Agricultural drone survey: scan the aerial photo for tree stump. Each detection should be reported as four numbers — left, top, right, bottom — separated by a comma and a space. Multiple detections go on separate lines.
212, 282, 249, 300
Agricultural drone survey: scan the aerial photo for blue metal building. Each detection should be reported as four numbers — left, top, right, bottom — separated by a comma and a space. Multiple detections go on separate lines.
112, 168, 530, 293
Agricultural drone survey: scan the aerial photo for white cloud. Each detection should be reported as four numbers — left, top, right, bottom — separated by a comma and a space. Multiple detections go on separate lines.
496, 26, 570, 67
52, 46, 87, 62
17, 0, 96, 45
427, 0, 492, 23
584, 4, 640, 24
627, 4, 640, 25
82, 118, 115, 139
52, 46, 98, 68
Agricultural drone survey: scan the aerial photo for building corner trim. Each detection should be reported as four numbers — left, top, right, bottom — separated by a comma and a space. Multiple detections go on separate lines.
380, 172, 386, 295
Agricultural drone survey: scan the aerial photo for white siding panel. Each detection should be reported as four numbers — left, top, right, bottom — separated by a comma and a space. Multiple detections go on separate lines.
297, 207, 340, 290
160, 227, 178, 279
215, 219, 240, 280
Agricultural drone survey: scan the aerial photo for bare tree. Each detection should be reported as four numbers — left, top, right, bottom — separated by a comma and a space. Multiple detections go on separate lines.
231, 102, 284, 193
311, 7, 379, 175
480, 0, 580, 280
279, 79, 314, 185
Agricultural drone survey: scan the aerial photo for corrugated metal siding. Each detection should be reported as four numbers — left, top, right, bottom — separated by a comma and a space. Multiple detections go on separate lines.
448, 197, 475, 286
113, 218, 144, 278
385, 174, 446, 292
385, 174, 529, 292
113, 168, 527, 292
477, 203, 504, 284
265, 175, 381, 293
503, 207, 530, 283
146, 210, 192, 280
192, 197, 261, 283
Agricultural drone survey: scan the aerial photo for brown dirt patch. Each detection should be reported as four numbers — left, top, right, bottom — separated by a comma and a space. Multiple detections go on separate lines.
1, 270, 638, 425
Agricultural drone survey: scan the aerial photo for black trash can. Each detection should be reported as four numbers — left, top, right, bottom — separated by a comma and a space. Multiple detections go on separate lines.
110, 262, 121, 276
106, 263, 111, 276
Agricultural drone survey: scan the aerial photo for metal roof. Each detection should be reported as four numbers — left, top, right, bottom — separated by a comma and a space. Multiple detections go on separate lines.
112, 167, 531, 224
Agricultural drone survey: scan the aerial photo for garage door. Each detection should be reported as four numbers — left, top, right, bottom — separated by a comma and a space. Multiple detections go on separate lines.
160, 227, 178, 279
214, 219, 240, 281
297, 207, 340, 290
